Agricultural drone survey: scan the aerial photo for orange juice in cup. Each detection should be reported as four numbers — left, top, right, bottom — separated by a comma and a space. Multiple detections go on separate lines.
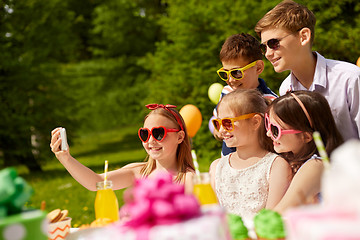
192, 173, 218, 205
95, 181, 119, 221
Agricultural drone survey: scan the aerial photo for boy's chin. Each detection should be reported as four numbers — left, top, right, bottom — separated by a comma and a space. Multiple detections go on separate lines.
273, 64, 288, 73
229, 84, 242, 90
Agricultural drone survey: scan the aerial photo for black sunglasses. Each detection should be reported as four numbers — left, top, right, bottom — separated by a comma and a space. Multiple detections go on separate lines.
260, 28, 303, 55
260, 33, 293, 55
138, 126, 180, 143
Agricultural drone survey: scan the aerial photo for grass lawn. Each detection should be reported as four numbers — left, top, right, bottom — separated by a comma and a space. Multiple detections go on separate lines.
17, 126, 215, 227
20, 126, 146, 227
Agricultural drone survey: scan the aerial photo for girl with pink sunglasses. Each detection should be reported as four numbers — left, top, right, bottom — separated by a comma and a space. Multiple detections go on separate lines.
266, 91, 343, 213
50, 104, 195, 192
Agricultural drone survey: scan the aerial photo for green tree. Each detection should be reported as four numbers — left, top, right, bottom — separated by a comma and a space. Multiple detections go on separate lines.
0, 0, 82, 171
143, 0, 284, 163
66, 0, 166, 131
303, 0, 360, 63
144, 0, 360, 164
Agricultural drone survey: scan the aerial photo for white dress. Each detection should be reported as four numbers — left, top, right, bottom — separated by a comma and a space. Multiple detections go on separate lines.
215, 152, 278, 221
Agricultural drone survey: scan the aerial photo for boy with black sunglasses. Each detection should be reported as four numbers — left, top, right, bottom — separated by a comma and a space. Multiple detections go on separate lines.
213, 33, 277, 156
255, 0, 360, 141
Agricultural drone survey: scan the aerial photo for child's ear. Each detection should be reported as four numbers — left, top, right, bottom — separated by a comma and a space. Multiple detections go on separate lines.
252, 114, 263, 130
302, 131, 313, 143
256, 60, 265, 75
177, 130, 185, 144
299, 27, 312, 46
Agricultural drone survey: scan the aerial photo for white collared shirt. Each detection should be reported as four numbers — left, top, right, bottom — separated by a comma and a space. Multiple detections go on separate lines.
279, 52, 360, 141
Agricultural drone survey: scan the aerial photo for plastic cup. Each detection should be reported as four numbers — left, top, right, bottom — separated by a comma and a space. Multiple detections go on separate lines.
192, 173, 218, 205
48, 217, 71, 240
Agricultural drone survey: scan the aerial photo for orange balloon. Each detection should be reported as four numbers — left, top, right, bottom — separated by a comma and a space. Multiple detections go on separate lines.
179, 104, 202, 138
357, 56, 360, 67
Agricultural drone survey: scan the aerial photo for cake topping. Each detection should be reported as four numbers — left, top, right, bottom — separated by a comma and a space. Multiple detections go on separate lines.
254, 209, 286, 239
227, 213, 249, 240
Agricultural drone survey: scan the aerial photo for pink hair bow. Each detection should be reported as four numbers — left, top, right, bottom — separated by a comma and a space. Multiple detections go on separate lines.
145, 104, 184, 131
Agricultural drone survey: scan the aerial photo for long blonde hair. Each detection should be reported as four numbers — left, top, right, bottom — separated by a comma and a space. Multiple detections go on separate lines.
140, 107, 194, 183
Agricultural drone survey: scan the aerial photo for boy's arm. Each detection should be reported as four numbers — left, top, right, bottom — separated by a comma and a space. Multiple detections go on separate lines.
349, 76, 360, 138
266, 156, 292, 209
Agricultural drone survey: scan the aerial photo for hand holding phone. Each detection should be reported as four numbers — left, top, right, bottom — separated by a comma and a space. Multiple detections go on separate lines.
59, 128, 68, 151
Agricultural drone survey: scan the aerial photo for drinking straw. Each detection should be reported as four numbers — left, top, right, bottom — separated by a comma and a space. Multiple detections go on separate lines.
312, 131, 330, 169
104, 160, 108, 188
191, 150, 201, 181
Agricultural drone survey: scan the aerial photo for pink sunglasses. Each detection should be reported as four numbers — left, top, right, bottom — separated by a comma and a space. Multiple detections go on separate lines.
265, 113, 302, 140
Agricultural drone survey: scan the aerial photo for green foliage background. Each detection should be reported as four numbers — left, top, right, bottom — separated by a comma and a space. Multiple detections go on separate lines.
1, 0, 360, 170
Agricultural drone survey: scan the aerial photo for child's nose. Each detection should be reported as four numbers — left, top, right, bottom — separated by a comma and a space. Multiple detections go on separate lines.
148, 134, 157, 143
266, 128, 272, 138
265, 47, 274, 59
218, 124, 227, 133
227, 75, 236, 83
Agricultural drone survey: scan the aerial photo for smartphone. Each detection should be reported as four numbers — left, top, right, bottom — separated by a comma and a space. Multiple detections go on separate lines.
59, 128, 68, 151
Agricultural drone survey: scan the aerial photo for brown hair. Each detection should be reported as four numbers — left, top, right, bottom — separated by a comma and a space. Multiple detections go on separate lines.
220, 33, 263, 63
255, 0, 316, 45
268, 91, 343, 173
140, 107, 194, 183
218, 89, 274, 152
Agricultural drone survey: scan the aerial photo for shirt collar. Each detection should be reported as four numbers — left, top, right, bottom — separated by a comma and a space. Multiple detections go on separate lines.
289, 52, 327, 91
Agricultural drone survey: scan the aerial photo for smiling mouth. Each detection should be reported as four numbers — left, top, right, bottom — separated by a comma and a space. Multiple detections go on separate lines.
223, 135, 233, 141
273, 140, 280, 146
149, 147, 162, 151
271, 57, 281, 65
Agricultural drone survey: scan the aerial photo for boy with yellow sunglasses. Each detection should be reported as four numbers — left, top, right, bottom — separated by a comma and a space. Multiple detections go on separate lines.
213, 33, 277, 156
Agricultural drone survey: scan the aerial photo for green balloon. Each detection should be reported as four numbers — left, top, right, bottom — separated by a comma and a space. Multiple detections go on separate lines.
208, 83, 223, 105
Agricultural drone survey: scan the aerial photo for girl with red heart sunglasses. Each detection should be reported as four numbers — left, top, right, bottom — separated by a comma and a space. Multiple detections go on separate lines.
50, 104, 195, 192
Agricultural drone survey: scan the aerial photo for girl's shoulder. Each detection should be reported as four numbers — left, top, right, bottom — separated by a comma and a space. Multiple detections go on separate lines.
210, 158, 221, 170
268, 154, 292, 179
273, 153, 289, 165
272, 154, 290, 166
121, 162, 147, 176
122, 162, 147, 169
209, 155, 229, 173
300, 155, 324, 168
302, 157, 324, 168
209, 157, 223, 183
296, 157, 324, 176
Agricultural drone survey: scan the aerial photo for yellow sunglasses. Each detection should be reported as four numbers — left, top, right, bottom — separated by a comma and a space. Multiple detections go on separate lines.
216, 61, 258, 81
212, 113, 258, 132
